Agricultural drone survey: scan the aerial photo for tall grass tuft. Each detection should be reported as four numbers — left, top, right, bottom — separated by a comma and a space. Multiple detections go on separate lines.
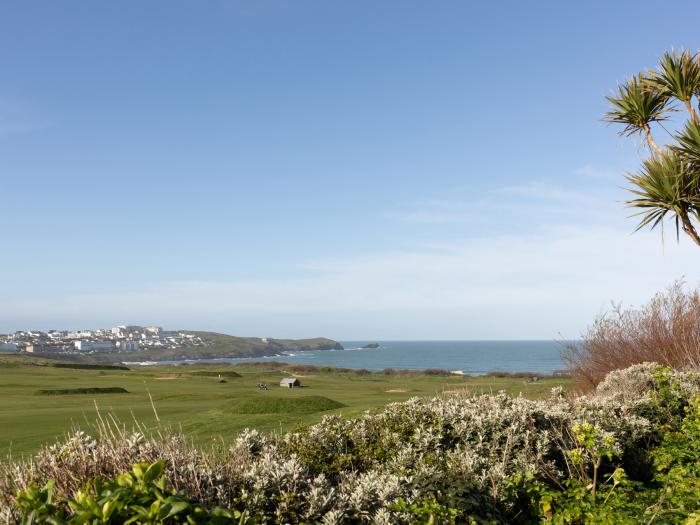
564, 281, 700, 389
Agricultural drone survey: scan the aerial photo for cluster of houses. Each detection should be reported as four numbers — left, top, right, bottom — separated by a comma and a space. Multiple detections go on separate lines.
0, 325, 209, 355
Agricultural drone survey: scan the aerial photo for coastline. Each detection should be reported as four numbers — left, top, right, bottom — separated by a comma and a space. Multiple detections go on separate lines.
121, 340, 568, 375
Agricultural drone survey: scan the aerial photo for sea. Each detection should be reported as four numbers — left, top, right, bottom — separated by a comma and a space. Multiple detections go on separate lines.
135, 340, 570, 375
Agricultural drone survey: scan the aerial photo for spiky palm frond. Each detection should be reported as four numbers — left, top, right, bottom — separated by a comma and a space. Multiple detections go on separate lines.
675, 119, 700, 165
626, 152, 700, 240
604, 74, 671, 137
648, 50, 700, 104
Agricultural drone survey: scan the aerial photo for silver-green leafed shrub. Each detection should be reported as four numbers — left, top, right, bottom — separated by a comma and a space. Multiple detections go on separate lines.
596, 362, 700, 404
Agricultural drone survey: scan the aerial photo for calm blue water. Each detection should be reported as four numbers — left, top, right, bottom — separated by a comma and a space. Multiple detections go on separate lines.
139, 340, 568, 374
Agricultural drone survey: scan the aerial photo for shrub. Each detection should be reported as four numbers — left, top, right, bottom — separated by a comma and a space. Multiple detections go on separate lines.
422, 368, 451, 376
36, 387, 129, 396
509, 392, 700, 523
595, 362, 700, 406
564, 281, 700, 389
51, 363, 130, 371
650, 395, 700, 519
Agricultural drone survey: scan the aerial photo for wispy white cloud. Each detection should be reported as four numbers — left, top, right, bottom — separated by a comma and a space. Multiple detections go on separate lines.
394, 178, 622, 227
390, 195, 482, 225
574, 165, 622, 179
396, 210, 479, 224
2, 225, 697, 339
500, 181, 596, 203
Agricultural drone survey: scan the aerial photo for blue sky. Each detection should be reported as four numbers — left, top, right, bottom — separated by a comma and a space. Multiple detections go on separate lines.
2, 1, 700, 338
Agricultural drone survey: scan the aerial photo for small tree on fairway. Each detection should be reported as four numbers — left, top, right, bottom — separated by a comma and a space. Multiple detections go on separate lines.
605, 49, 700, 246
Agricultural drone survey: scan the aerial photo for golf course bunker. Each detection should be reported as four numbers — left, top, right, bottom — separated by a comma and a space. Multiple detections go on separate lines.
227, 395, 345, 415
384, 388, 411, 393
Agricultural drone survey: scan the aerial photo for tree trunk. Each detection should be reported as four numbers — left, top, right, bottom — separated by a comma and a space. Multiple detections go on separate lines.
680, 213, 700, 246
644, 125, 664, 155
685, 99, 699, 123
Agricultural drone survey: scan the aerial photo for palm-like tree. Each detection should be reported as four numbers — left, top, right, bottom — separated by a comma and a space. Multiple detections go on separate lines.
606, 50, 700, 247
675, 119, 700, 165
647, 50, 700, 122
604, 74, 670, 155
626, 153, 700, 245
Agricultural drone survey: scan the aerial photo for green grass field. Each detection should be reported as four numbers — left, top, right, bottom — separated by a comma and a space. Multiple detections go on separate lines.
0, 356, 569, 458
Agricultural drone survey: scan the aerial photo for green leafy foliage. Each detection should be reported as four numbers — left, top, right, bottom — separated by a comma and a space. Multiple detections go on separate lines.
648, 50, 700, 106
676, 119, 700, 165
16, 461, 247, 524
506, 368, 700, 524
645, 395, 700, 521
604, 73, 671, 136
390, 497, 463, 524
625, 152, 700, 239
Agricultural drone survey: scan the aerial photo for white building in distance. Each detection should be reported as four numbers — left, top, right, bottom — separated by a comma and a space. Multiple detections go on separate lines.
74, 341, 113, 352
117, 340, 139, 351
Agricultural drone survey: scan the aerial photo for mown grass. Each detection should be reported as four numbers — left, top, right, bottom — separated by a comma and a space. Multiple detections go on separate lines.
225, 395, 345, 414
0, 356, 569, 457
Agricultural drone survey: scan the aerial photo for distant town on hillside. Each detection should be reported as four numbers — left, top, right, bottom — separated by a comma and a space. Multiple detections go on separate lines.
0, 325, 211, 355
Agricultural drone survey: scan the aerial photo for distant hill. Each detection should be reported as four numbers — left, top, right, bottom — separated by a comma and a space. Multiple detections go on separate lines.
2, 332, 344, 364
113, 332, 344, 362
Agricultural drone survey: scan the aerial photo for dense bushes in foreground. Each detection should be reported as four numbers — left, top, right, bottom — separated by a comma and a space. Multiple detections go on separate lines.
2, 363, 700, 524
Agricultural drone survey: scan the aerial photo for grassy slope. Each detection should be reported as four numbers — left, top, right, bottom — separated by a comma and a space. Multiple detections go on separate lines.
0, 356, 569, 457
